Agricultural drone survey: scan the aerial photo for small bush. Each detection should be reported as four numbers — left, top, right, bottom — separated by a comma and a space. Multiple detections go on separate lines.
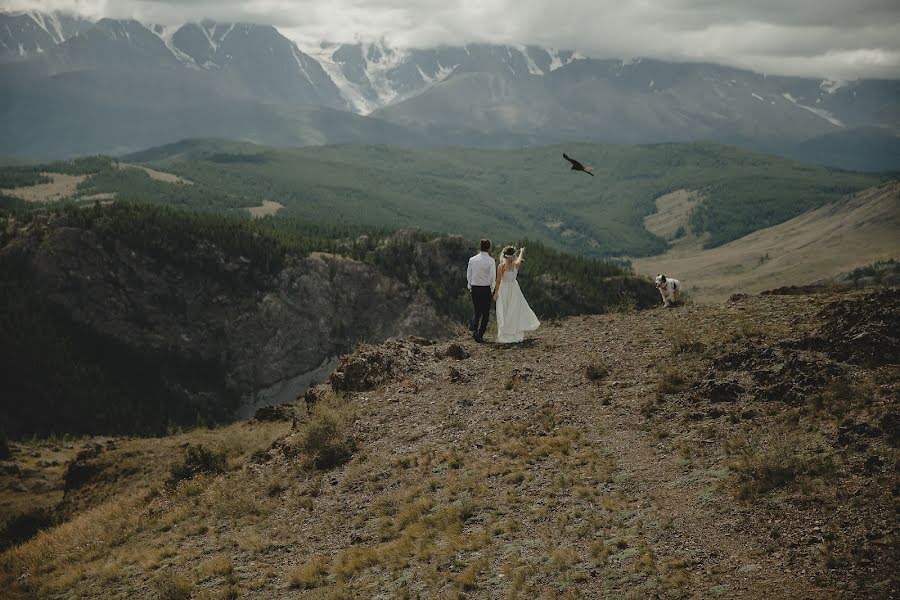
289, 556, 329, 589
727, 432, 837, 500
655, 365, 693, 396
299, 401, 356, 470
584, 361, 609, 381
167, 444, 227, 487
609, 293, 638, 314
154, 572, 193, 600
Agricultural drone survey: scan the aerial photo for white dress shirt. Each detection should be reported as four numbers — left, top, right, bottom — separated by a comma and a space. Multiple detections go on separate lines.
467, 252, 497, 290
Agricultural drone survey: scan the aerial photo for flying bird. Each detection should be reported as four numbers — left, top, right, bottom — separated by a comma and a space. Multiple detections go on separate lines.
563, 153, 594, 176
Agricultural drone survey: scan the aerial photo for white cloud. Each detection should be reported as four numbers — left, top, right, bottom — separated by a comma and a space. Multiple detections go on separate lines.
3, 0, 899, 79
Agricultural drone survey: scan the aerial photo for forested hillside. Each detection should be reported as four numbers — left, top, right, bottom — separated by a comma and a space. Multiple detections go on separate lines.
0, 142, 881, 257
0, 202, 654, 437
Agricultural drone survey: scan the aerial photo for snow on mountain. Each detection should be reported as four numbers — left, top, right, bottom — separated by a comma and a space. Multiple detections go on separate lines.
782, 92, 845, 127
299, 41, 581, 114
0, 10, 92, 59
151, 23, 202, 69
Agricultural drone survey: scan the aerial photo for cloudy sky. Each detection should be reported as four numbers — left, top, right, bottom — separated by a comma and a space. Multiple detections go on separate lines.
5, 0, 900, 79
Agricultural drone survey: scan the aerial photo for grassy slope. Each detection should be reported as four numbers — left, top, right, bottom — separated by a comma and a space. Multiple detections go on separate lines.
106, 140, 880, 257
1, 291, 895, 598
632, 181, 900, 302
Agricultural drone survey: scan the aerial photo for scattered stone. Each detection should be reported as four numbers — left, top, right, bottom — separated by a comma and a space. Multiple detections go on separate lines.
302, 383, 333, 414
440, 342, 470, 360
815, 289, 900, 366
253, 403, 296, 422
697, 379, 744, 403
448, 366, 470, 383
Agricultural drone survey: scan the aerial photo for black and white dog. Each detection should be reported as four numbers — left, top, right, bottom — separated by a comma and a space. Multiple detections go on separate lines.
654, 274, 681, 307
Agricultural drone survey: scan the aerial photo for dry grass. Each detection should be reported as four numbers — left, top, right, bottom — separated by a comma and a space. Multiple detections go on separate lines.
154, 570, 193, 600
5, 294, 891, 598
198, 556, 234, 580
288, 556, 329, 589
0, 420, 288, 597
655, 364, 696, 397
633, 181, 900, 302
294, 397, 357, 469
583, 357, 610, 381
116, 162, 192, 185
246, 200, 284, 219
725, 429, 838, 500
0, 172, 86, 202
642, 189, 703, 241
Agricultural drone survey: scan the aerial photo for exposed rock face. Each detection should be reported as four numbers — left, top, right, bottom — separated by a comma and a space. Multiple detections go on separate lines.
813, 289, 899, 366
17, 223, 452, 425
329, 338, 434, 392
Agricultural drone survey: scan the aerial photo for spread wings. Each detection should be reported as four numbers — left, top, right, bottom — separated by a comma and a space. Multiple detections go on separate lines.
562, 153, 585, 171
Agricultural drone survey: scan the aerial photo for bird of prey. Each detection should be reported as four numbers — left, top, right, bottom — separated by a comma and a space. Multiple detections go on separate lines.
563, 153, 594, 176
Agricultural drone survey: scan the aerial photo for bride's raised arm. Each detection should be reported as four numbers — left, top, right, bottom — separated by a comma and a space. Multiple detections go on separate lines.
515, 247, 525, 269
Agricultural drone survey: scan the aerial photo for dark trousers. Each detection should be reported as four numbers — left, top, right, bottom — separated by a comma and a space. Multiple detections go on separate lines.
470, 285, 492, 338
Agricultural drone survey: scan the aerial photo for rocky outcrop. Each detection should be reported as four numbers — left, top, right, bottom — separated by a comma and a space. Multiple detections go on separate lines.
6, 221, 452, 431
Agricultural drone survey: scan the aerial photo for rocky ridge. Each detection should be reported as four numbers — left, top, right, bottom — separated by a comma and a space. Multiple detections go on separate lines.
1, 288, 894, 598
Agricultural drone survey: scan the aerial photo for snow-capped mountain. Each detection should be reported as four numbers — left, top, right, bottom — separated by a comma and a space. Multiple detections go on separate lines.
302, 41, 581, 114
0, 11, 897, 170
0, 11, 92, 59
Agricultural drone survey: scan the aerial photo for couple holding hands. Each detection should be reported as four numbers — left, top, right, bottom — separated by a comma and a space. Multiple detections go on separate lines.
466, 239, 540, 344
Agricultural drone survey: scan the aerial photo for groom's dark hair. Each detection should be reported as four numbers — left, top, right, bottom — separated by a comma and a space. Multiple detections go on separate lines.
480, 239, 491, 252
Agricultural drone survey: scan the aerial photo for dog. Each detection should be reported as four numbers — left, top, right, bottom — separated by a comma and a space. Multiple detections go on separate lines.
654, 274, 681, 307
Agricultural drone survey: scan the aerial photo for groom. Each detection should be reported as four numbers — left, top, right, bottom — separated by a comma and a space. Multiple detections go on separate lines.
466, 239, 496, 343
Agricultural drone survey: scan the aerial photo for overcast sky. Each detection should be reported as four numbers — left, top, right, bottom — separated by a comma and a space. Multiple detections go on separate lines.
5, 0, 900, 79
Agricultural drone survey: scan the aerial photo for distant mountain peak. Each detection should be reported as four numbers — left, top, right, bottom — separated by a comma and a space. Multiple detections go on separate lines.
0, 10, 92, 59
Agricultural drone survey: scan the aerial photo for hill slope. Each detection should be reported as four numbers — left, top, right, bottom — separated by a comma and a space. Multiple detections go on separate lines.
0, 290, 896, 598
632, 181, 900, 302
67, 140, 882, 256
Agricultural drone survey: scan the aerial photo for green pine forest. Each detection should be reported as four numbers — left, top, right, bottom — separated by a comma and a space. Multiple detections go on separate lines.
2, 140, 881, 256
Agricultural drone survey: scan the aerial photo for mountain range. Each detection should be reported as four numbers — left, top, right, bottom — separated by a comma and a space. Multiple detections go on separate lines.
1, 11, 899, 170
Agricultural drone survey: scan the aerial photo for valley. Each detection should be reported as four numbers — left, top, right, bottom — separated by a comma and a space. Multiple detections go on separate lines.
0, 9, 897, 598
0, 141, 881, 257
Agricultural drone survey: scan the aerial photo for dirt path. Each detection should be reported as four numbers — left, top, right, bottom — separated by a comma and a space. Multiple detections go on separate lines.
501, 307, 827, 599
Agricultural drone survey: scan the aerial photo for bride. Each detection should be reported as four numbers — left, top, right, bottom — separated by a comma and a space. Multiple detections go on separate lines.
493, 245, 540, 343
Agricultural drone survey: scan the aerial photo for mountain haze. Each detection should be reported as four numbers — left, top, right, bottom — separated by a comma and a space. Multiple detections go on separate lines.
0, 11, 897, 170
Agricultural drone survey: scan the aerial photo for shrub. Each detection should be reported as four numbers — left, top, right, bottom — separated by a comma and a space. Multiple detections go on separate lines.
727, 432, 837, 500
154, 572, 193, 600
584, 360, 609, 381
288, 556, 329, 589
655, 365, 693, 396
167, 444, 227, 487
299, 401, 356, 470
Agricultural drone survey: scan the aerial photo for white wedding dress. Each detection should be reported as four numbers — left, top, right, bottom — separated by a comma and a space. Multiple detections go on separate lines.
495, 265, 540, 343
